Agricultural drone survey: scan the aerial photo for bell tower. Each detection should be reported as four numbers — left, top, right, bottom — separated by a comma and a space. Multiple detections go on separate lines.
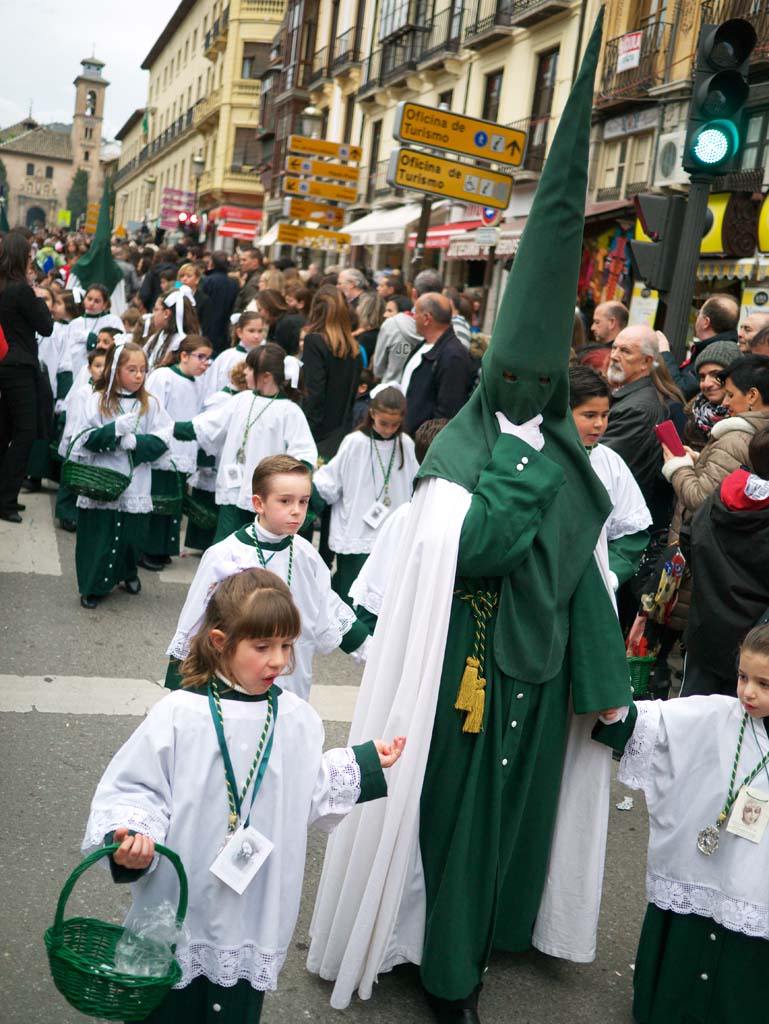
72, 57, 109, 205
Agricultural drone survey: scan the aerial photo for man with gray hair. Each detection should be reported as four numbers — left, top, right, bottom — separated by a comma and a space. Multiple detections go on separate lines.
602, 324, 673, 528
401, 291, 472, 435
373, 268, 445, 383
738, 311, 769, 353
337, 267, 369, 310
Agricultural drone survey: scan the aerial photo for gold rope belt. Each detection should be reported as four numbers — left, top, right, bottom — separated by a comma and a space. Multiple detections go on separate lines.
454, 586, 499, 734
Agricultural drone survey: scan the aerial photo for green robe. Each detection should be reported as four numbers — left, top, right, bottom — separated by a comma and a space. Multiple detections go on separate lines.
419, 435, 632, 1000
145, 468, 185, 558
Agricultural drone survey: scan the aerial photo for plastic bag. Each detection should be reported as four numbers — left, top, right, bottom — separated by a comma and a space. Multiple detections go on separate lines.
113, 901, 189, 977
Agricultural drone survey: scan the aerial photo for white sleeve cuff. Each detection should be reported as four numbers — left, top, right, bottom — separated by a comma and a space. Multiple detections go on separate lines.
661, 454, 694, 481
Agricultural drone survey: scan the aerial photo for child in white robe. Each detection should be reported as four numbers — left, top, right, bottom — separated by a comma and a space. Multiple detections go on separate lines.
201, 310, 266, 401
67, 284, 124, 377
167, 455, 370, 698
173, 343, 317, 543
313, 384, 419, 605
84, 568, 404, 1023
143, 289, 200, 370
142, 335, 214, 570
595, 622, 769, 1024
73, 341, 172, 609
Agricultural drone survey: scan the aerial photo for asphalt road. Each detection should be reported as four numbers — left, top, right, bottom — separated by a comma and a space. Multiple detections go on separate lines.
0, 489, 648, 1023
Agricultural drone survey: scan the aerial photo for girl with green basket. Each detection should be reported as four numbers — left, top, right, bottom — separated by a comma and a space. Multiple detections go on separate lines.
80, 567, 404, 1022
71, 341, 173, 609
142, 335, 214, 572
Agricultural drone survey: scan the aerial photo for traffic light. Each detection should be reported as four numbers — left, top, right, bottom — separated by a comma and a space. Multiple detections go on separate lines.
628, 193, 686, 293
177, 211, 200, 234
683, 18, 757, 175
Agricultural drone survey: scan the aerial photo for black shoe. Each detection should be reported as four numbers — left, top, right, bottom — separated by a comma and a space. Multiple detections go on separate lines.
425, 986, 482, 1024
10, 502, 25, 511
58, 519, 77, 533
0, 510, 23, 524
21, 478, 42, 493
80, 595, 99, 609
159, 555, 172, 564
138, 555, 165, 571
124, 578, 141, 595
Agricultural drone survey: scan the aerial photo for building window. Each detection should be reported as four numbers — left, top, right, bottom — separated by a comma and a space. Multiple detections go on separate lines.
482, 71, 503, 124
45, 166, 53, 179
192, 28, 197, 50
528, 48, 559, 170
438, 89, 453, 111
367, 119, 382, 203
26, 162, 34, 176
342, 96, 355, 144
232, 126, 261, 169
85, 126, 93, 140
242, 42, 270, 80
742, 108, 769, 172
86, 90, 97, 116
84, 150, 90, 161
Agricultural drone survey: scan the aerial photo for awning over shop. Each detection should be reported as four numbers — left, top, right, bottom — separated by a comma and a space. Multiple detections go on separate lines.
255, 223, 280, 248
584, 198, 635, 221
217, 221, 259, 239
445, 223, 524, 260
345, 204, 423, 246
407, 219, 484, 250
696, 256, 769, 281
209, 205, 262, 224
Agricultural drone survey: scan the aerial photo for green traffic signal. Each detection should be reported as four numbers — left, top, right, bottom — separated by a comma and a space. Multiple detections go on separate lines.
689, 119, 741, 168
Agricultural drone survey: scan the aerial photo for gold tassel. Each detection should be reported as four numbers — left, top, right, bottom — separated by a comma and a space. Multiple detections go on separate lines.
462, 676, 486, 734
455, 656, 480, 711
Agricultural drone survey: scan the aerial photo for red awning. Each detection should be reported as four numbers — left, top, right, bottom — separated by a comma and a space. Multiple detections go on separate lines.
209, 205, 263, 224
407, 219, 483, 250
216, 220, 259, 239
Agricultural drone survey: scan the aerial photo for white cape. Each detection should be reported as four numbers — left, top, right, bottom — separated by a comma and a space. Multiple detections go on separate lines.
307, 477, 616, 1007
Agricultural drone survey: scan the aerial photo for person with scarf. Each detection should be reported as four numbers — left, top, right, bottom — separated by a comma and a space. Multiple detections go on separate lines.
306, 15, 632, 1023
684, 340, 742, 451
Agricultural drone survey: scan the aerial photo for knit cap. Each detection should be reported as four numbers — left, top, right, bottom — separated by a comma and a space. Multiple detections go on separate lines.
695, 339, 741, 373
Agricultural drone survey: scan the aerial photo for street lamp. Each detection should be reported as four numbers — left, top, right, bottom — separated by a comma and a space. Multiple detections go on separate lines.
144, 175, 157, 221
301, 104, 323, 139
191, 152, 205, 211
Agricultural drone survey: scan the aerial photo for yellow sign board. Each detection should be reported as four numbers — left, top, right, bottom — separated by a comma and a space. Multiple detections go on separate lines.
285, 155, 359, 183
57, 209, 72, 227
285, 197, 345, 228
283, 176, 358, 204
276, 223, 351, 252
394, 102, 527, 168
288, 135, 362, 163
387, 148, 512, 210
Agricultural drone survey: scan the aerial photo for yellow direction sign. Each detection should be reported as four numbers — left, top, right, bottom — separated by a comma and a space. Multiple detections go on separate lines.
387, 148, 512, 210
285, 155, 358, 183
283, 175, 358, 204
276, 223, 351, 252
57, 209, 72, 227
288, 135, 362, 163
393, 102, 526, 168
284, 197, 345, 228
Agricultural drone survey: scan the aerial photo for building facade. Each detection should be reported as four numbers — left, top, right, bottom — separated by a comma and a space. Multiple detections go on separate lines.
113, 0, 284, 245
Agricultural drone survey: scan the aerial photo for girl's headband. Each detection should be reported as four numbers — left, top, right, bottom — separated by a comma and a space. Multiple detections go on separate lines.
164, 285, 196, 350
370, 380, 405, 400
106, 339, 129, 396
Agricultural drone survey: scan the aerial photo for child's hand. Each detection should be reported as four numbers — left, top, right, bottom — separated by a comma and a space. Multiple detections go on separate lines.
374, 736, 406, 768
112, 827, 155, 869
599, 708, 621, 723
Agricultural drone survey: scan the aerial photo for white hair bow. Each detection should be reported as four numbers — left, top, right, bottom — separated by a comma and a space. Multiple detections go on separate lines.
284, 355, 302, 389
370, 380, 405, 399
71, 286, 85, 304
163, 284, 196, 350
107, 339, 129, 396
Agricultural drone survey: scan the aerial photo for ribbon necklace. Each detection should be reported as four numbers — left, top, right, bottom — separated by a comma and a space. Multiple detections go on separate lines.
246, 524, 294, 585
370, 434, 397, 507
207, 679, 277, 835
697, 711, 769, 855
236, 393, 278, 464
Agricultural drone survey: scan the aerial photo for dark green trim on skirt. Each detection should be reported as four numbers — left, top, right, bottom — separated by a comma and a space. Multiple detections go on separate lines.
141, 976, 265, 1023
55, 482, 78, 524
185, 486, 217, 551
214, 503, 253, 544
75, 509, 148, 597
146, 469, 185, 558
331, 552, 369, 608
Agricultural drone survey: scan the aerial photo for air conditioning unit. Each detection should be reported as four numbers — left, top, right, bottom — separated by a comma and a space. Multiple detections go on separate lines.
653, 129, 689, 188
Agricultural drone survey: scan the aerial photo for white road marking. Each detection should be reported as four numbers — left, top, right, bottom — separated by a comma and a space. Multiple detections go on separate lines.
0, 675, 358, 722
0, 491, 62, 575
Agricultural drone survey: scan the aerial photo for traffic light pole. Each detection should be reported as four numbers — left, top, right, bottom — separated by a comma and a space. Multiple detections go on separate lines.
663, 179, 710, 364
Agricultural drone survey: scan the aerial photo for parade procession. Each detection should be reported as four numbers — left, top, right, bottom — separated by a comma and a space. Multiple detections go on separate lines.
2, 1, 769, 1022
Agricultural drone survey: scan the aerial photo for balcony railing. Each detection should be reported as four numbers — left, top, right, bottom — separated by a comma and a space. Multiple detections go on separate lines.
595, 185, 622, 202
702, 0, 769, 57
308, 47, 329, 88
420, 6, 463, 65
193, 87, 222, 131
381, 30, 425, 86
332, 27, 360, 70
504, 115, 548, 173
277, 61, 312, 98
598, 20, 674, 106
465, 0, 569, 47
242, 0, 285, 17
358, 48, 384, 98
114, 106, 197, 183
360, 159, 406, 204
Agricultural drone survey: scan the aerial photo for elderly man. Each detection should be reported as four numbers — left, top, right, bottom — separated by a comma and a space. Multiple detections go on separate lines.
738, 311, 769, 353
602, 324, 672, 528
401, 292, 472, 435
576, 301, 628, 374
671, 292, 739, 398
337, 267, 369, 309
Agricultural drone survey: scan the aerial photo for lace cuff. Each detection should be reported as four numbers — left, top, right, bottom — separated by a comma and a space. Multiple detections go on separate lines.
606, 509, 652, 541
82, 805, 169, 855
167, 629, 191, 661
616, 700, 660, 794
311, 747, 362, 833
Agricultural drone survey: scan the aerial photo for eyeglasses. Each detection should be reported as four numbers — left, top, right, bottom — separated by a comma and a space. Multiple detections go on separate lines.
190, 353, 212, 362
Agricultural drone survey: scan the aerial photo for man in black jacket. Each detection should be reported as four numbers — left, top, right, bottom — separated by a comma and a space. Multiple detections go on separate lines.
671, 293, 739, 399
201, 251, 240, 353
402, 292, 472, 435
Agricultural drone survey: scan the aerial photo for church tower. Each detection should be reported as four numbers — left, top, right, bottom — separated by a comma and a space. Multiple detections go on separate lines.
71, 57, 109, 205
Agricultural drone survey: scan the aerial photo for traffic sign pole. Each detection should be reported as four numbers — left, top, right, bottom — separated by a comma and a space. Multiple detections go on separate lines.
411, 196, 433, 275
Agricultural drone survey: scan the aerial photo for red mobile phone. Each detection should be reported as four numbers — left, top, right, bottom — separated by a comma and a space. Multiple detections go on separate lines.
654, 420, 686, 457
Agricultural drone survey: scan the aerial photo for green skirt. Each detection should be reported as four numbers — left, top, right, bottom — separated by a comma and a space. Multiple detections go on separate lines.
55, 481, 78, 525
26, 438, 52, 480
213, 503, 253, 544
331, 552, 369, 608
141, 976, 264, 1023
146, 469, 184, 558
633, 904, 768, 1023
75, 508, 149, 596
418, 590, 571, 1001
184, 486, 217, 552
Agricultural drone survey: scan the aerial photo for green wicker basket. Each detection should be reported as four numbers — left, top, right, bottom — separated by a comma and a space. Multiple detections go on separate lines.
628, 654, 656, 698
62, 429, 133, 503
183, 490, 217, 530
44, 842, 188, 1021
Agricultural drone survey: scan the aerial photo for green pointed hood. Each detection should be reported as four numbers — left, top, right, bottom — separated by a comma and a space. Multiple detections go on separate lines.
69, 178, 123, 294
418, 12, 613, 684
